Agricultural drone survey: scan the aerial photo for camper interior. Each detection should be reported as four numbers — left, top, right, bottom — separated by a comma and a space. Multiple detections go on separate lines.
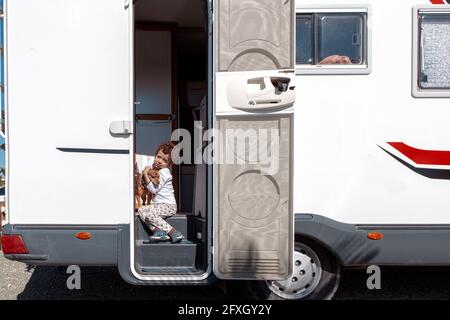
133, 0, 209, 276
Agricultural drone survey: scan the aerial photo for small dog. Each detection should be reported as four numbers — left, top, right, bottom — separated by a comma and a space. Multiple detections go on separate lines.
134, 166, 160, 210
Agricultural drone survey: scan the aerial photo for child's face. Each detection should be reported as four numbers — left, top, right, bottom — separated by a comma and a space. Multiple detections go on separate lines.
154, 150, 171, 169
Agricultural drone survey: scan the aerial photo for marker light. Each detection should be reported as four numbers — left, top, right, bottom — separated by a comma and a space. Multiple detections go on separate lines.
76, 232, 92, 240
367, 233, 384, 240
0, 235, 29, 254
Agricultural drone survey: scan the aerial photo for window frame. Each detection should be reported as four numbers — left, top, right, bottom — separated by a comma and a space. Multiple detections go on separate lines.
295, 5, 371, 75
412, 5, 450, 98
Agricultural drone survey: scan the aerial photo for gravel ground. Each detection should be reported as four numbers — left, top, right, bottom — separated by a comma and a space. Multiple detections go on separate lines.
0, 253, 227, 300
3, 252, 450, 300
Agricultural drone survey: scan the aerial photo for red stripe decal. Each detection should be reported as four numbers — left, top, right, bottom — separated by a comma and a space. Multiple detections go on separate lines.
388, 142, 450, 166
430, 0, 446, 4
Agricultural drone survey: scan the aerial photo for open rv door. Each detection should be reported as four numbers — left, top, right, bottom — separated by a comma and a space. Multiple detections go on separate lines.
6, 0, 133, 225
213, 0, 295, 280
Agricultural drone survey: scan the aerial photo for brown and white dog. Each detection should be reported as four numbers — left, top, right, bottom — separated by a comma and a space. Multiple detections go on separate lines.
134, 166, 160, 210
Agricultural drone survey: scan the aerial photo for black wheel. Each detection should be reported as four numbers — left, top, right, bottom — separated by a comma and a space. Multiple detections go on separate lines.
239, 238, 340, 300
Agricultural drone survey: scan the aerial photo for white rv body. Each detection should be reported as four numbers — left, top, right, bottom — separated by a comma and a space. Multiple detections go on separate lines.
8, 0, 450, 227
293, 0, 450, 225
2, 0, 450, 299
5, 0, 133, 225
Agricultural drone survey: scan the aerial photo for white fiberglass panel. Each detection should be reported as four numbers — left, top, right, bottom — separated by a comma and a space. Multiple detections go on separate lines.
6, 0, 133, 224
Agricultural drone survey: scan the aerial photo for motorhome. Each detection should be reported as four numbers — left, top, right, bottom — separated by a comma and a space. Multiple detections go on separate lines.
1, 0, 450, 300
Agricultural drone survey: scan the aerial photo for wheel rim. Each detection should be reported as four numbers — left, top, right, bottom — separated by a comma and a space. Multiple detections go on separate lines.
266, 243, 322, 300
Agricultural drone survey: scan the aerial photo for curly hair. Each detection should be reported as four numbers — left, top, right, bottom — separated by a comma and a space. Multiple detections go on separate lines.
154, 141, 176, 165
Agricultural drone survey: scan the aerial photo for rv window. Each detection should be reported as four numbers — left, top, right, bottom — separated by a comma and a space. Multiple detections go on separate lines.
419, 13, 450, 89
317, 14, 364, 65
296, 15, 313, 65
295, 10, 369, 74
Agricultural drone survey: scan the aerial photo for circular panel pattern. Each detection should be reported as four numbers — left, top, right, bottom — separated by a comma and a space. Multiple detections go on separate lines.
228, 171, 280, 220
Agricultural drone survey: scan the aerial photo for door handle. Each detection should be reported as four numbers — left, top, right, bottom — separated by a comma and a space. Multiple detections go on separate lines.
109, 120, 132, 136
249, 99, 282, 106
227, 75, 296, 111
140, 120, 171, 125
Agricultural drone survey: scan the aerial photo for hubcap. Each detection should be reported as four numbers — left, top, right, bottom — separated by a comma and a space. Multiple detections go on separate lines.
266, 243, 322, 299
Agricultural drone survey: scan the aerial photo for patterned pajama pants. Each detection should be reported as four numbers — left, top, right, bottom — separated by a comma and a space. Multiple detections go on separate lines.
138, 203, 177, 233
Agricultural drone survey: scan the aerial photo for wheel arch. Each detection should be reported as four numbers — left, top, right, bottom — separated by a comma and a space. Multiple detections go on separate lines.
294, 233, 344, 267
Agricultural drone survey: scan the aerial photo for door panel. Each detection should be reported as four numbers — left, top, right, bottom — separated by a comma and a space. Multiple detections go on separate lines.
215, 116, 292, 279
6, 0, 133, 224
135, 30, 172, 115
135, 121, 172, 156
214, 0, 295, 282
218, 0, 294, 71
134, 29, 173, 154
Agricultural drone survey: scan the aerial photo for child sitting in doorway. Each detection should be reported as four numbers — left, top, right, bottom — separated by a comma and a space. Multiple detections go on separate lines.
137, 141, 184, 243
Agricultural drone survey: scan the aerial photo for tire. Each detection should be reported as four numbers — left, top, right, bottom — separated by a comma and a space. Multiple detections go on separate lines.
239, 238, 340, 300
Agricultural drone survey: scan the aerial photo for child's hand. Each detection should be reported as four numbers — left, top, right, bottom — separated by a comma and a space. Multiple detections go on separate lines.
149, 170, 160, 185
142, 166, 152, 185
143, 166, 152, 175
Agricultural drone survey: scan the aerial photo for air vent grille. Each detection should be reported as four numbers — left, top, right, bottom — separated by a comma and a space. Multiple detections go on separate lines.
227, 258, 280, 273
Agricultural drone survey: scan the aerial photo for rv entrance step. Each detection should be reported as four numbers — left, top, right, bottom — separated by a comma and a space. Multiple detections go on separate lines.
137, 266, 204, 275
135, 239, 197, 268
135, 215, 189, 239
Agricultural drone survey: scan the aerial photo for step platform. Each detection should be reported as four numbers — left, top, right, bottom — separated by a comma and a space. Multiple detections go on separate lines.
134, 215, 197, 271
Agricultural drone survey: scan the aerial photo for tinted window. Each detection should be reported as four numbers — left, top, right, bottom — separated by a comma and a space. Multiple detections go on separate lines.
295, 12, 367, 66
317, 14, 364, 64
296, 15, 313, 65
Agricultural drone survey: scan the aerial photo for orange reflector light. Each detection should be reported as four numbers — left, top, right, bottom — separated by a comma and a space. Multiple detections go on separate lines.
367, 232, 384, 240
76, 232, 92, 240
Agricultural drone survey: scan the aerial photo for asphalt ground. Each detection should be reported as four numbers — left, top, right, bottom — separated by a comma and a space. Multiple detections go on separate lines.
3, 252, 450, 300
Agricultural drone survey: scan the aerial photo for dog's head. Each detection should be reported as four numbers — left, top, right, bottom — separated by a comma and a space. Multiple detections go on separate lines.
148, 169, 160, 185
